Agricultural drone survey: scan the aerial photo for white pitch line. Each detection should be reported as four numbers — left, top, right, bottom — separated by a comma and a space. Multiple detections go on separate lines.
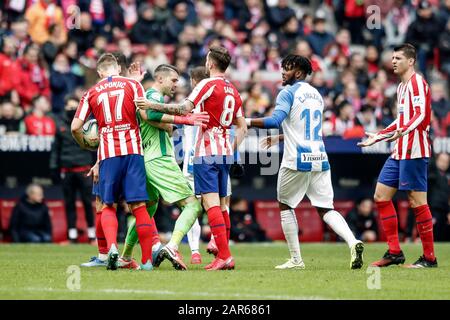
15, 287, 331, 300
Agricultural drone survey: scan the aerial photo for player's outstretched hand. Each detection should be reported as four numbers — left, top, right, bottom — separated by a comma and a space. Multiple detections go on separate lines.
128, 61, 147, 82
386, 129, 403, 142
357, 132, 378, 147
260, 135, 280, 150
86, 162, 99, 184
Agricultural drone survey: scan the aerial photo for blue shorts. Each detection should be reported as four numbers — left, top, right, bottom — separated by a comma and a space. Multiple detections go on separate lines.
99, 154, 149, 205
193, 156, 232, 197
378, 157, 428, 192
92, 182, 100, 197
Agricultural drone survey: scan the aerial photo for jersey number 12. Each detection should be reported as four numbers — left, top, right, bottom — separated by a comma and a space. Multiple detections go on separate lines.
301, 109, 322, 141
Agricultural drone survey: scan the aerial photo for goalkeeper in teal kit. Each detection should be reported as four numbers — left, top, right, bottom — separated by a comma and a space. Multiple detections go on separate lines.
119, 64, 208, 270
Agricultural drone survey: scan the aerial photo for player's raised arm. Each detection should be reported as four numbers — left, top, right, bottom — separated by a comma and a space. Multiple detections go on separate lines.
246, 89, 291, 129
135, 97, 194, 116
139, 109, 210, 129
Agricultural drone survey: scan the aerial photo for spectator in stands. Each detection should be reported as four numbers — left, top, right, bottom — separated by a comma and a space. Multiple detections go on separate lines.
349, 52, 369, 91
130, 2, 164, 44
50, 53, 80, 114
144, 42, 169, 75
153, 0, 171, 26
49, 95, 96, 243
356, 104, 378, 134
236, 0, 264, 34
166, 1, 191, 44
384, 0, 415, 49
346, 198, 378, 242
10, 17, 30, 56
0, 36, 16, 101
264, 45, 281, 72
229, 197, 268, 242
342, 0, 366, 44
331, 100, 357, 136
294, 40, 324, 72
431, 82, 450, 135
243, 82, 271, 118
41, 23, 66, 65
24, 0, 66, 45
306, 14, 335, 58
438, 19, 450, 78
12, 43, 50, 110
405, 0, 443, 75
77, 0, 114, 37
20, 96, 55, 136
0, 100, 22, 135
278, 15, 303, 55
264, 0, 296, 31
68, 12, 95, 55
9, 183, 52, 243
428, 153, 450, 241
365, 45, 380, 77
235, 42, 260, 75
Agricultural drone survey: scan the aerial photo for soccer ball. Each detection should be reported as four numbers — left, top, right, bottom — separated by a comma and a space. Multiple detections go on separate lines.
82, 119, 99, 149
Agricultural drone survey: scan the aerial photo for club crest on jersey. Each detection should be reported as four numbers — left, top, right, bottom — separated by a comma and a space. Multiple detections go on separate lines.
150, 92, 162, 101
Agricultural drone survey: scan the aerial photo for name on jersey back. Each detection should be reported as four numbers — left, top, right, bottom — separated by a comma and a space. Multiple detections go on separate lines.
95, 81, 126, 93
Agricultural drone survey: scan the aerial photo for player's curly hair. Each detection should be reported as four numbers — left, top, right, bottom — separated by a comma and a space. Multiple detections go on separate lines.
281, 54, 313, 76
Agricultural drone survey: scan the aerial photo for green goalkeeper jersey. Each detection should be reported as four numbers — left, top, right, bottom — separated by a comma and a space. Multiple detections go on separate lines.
138, 88, 174, 161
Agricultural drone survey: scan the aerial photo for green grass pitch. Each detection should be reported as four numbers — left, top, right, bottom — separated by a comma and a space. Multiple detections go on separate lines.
1, 242, 449, 300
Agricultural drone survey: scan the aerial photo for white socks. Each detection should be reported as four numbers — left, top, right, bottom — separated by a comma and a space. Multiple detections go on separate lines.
98, 253, 108, 261
68, 228, 78, 240
280, 209, 302, 263
187, 219, 201, 253
87, 227, 96, 239
323, 210, 358, 248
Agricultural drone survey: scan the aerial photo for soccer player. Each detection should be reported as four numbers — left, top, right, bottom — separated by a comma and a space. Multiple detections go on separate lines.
182, 66, 234, 262
80, 55, 157, 268
358, 43, 437, 268
71, 53, 154, 271
246, 54, 364, 270
136, 46, 248, 270
120, 63, 209, 271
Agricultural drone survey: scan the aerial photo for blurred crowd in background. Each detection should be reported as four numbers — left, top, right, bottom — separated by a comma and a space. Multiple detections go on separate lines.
0, 0, 449, 243
0, 0, 449, 138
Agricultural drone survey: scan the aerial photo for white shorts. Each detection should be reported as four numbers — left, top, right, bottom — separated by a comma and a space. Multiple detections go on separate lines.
277, 167, 334, 209
185, 173, 232, 197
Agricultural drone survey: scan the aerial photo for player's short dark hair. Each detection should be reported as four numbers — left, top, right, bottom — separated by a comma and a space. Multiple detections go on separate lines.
96, 53, 118, 71
281, 54, 312, 76
154, 64, 179, 76
208, 46, 231, 72
189, 66, 209, 83
393, 43, 417, 62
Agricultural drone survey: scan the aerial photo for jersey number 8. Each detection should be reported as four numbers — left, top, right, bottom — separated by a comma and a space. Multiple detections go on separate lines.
220, 95, 235, 126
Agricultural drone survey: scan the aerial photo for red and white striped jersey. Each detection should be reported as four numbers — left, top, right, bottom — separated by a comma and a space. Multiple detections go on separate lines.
378, 72, 431, 159
75, 76, 145, 161
187, 76, 243, 157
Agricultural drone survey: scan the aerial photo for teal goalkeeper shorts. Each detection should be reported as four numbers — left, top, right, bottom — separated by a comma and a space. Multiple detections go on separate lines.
145, 156, 194, 204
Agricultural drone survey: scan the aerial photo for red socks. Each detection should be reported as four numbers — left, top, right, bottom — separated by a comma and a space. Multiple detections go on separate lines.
133, 205, 154, 264
95, 210, 108, 254
208, 206, 231, 260
150, 217, 160, 246
413, 204, 436, 261
101, 206, 118, 250
222, 209, 230, 243
376, 201, 401, 254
